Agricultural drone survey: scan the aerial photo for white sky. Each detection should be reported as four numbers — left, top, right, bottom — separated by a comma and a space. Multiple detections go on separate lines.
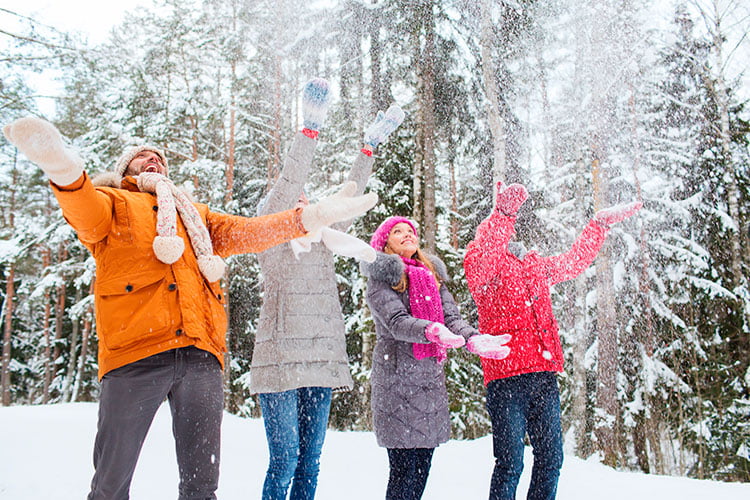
2, 0, 748, 115
2, 0, 138, 44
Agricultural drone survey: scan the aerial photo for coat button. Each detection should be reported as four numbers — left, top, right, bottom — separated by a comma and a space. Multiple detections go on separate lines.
175, 329, 183, 336
168, 283, 177, 291
125, 285, 133, 292
152, 205, 158, 211
217, 293, 222, 300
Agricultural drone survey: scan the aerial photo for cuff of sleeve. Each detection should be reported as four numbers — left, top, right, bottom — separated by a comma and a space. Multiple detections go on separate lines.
51, 172, 86, 191
294, 207, 308, 234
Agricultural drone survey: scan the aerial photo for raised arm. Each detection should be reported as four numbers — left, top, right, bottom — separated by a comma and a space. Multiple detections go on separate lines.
4, 117, 114, 243
464, 182, 528, 292
258, 78, 330, 216
333, 104, 405, 232
542, 201, 642, 285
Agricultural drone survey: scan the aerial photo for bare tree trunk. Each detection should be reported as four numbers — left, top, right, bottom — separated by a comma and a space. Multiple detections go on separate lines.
49, 244, 69, 401
369, 1, 388, 113
449, 154, 459, 249
1, 158, 18, 406
571, 159, 592, 456
1, 264, 15, 407
72, 280, 95, 402
592, 156, 620, 467
480, 0, 507, 185
415, 0, 437, 254
42, 247, 52, 403
225, 61, 237, 207
705, 0, 745, 290
62, 286, 83, 402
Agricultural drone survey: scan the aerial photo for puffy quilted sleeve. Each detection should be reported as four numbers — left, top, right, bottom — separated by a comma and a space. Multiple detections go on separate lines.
541, 220, 608, 285
207, 208, 307, 257
464, 213, 516, 293
50, 172, 114, 244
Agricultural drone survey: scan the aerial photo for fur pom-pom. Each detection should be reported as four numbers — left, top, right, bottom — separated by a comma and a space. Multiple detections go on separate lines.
198, 255, 226, 282
153, 235, 184, 264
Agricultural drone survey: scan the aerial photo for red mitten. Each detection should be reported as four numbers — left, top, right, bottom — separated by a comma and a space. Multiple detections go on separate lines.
594, 201, 642, 227
466, 334, 512, 360
425, 323, 466, 349
495, 182, 528, 216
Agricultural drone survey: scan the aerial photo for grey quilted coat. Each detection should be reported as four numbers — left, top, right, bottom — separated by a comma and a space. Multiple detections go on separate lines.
249, 132, 375, 394
362, 252, 479, 449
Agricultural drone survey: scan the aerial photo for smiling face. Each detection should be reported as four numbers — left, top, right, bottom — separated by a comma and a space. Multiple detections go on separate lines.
385, 222, 419, 258
125, 150, 167, 176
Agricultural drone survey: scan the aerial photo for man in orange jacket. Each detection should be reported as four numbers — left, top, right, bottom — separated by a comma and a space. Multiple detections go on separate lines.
2, 116, 376, 500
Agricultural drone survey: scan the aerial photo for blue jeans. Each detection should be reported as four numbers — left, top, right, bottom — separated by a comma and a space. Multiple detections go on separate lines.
486, 371, 563, 500
259, 387, 332, 500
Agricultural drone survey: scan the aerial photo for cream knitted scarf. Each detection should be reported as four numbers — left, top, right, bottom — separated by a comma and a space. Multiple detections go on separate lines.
137, 172, 226, 282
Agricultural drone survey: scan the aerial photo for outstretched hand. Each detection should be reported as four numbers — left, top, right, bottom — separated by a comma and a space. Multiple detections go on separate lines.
300, 181, 378, 233
466, 333, 512, 360
3, 116, 84, 186
594, 201, 642, 227
494, 182, 528, 217
425, 323, 466, 349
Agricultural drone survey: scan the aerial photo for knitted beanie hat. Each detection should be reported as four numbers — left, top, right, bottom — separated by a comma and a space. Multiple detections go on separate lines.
370, 216, 418, 251
114, 145, 169, 179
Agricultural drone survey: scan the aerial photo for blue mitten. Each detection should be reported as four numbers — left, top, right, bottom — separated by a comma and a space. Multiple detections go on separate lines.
363, 104, 405, 149
302, 78, 331, 132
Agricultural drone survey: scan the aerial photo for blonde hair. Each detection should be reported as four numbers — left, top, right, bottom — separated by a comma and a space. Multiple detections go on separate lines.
384, 246, 441, 293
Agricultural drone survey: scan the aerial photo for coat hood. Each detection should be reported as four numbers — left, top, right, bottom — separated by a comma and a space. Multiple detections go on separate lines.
361, 252, 449, 286
91, 171, 124, 188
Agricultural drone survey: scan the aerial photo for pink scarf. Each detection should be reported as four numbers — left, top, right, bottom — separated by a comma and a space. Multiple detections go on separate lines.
401, 257, 447, 362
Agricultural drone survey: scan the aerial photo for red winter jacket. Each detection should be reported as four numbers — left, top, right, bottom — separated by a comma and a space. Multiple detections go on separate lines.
464, 212, 607, 385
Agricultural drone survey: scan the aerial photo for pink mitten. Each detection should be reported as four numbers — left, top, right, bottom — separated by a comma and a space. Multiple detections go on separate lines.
495, 182, 528, 216
425, 323, 466, 349
594, 201, 642, 227
466, 334, 512, 360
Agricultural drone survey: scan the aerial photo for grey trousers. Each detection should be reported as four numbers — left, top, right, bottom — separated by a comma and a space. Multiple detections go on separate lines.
87, 346, 223, 500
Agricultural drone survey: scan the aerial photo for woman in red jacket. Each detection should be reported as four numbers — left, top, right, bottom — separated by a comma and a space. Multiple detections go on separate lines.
464, 181, 641, 500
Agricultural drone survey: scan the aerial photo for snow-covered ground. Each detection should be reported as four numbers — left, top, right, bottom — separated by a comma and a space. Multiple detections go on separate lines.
0, 403, 748, 499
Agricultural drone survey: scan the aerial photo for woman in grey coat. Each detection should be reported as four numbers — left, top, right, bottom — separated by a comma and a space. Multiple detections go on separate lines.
361, 216, 512, 500
250, 78, 405, 500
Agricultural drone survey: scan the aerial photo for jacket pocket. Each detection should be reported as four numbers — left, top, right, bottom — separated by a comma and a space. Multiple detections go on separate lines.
95, 272, 171, 351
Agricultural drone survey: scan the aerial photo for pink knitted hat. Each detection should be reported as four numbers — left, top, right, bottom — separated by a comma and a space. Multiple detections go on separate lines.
370, 216, 418, 251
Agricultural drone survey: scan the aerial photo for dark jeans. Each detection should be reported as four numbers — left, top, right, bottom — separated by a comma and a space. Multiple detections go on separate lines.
258, 387, 332, 500
88, 346, 223, 500
486, 371, 563, 500
385, 448, 435, 500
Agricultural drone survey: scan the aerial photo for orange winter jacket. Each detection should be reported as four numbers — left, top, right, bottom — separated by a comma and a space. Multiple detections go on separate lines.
51, 173, 306, 379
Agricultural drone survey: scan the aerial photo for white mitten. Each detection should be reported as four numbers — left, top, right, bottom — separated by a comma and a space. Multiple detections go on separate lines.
466, 334, 512, 360
300, 181, 378, 233
363, 105, 405, 149
3, 117, 84, 186
425, 323, 466, 349
302, 78, 331, 132
289, 227, 376, 263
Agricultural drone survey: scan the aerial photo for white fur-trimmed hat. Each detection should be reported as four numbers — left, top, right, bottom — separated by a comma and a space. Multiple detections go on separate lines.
114, 145, 169, 179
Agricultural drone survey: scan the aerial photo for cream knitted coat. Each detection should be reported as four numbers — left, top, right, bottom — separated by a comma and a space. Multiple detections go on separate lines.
248, 132, 375, 393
